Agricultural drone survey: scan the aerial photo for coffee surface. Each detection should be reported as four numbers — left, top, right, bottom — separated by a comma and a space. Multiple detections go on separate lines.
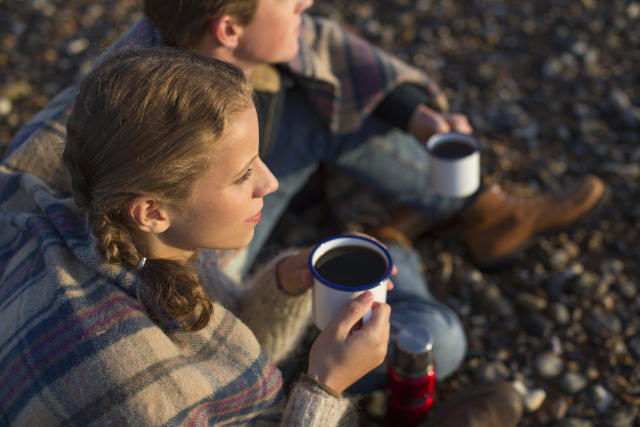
315, 245, 387, 287
431, 140, 475, 159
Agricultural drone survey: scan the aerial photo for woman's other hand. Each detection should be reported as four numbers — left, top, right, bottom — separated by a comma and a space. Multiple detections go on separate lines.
307, 291, 391, 394
276, 248, 313, 295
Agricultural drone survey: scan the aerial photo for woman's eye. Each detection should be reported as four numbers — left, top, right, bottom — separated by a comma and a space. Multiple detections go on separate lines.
236, 168, 253, 184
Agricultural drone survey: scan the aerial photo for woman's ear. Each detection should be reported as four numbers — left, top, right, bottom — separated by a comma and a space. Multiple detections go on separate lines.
209, 15, 242, 49
128, 197, 171, 234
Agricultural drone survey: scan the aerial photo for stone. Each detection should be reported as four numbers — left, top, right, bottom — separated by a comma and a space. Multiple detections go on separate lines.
590, 384, 614, 414
550, 302, 571, 326
535, 351, 564, 378
474, 361, 511, 382
66, 38, 90, 55
0, 97, 11, 116
601, 405, 639, 427
560, 372, 588, 395
523, 388, 546, 412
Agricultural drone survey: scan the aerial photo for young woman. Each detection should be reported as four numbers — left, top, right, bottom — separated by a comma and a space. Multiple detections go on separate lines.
0, 47, 390, 425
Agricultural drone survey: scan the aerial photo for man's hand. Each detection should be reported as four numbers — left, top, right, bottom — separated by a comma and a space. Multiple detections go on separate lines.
408, 104, 473, 143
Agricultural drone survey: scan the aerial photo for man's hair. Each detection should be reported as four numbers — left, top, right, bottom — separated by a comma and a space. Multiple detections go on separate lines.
144, 0, 258, 48
64, 46, 254, 330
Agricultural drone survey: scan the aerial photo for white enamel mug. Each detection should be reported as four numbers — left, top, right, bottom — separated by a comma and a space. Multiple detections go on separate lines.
309, 235, 392, 330
426, 132, 481, 198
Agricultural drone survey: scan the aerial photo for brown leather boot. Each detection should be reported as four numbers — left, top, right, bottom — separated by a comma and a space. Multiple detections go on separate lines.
461, 174, 606, 269
423, 382, 523, 427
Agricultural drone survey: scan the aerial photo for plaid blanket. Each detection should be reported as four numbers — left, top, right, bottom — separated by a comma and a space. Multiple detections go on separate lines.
0, 167, 347, 425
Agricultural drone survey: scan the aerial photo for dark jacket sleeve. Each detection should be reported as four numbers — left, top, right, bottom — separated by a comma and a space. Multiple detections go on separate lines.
373, 83, 432, 131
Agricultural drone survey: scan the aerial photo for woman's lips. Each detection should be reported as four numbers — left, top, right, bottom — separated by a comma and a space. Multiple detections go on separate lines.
247, 210, 262, 225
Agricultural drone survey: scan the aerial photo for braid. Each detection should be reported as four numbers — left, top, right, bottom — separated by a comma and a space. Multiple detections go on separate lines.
91, 209, 213, 331
139, 257, 214, 331
90, 210, 140, 267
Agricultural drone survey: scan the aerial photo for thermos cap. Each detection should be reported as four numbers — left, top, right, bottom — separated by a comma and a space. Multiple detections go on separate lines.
391, 324, 434, 378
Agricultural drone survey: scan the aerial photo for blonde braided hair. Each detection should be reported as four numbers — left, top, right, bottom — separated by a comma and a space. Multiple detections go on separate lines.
63, 47, 253, 330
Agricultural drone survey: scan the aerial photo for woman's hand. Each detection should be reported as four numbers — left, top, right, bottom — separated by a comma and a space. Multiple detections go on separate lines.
276, 248, 313, 295
307, 291, 391, 394
408, 104, 473, 143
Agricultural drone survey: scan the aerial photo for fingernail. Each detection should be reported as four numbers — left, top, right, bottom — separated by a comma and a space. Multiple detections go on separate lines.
358, 291, 373, 301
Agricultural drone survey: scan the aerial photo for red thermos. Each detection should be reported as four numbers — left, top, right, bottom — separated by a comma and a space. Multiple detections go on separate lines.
387, 324, 435, 426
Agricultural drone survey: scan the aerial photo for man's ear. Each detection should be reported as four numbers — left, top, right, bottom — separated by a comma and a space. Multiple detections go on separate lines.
209, 15, 242, 49
128, 197, 171, 234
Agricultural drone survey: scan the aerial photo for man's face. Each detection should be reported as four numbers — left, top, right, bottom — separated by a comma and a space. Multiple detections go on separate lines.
234, 0, 313, 66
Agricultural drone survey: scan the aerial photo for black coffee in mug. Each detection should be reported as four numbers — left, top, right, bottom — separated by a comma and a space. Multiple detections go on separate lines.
430, 140, 475, 159
315, 245, 387, 287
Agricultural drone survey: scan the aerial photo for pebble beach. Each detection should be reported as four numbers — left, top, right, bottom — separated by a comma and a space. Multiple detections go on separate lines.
1, 1, 639, 426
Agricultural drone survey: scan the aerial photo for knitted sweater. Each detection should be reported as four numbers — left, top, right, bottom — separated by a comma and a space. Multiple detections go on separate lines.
0, 167, 349, 425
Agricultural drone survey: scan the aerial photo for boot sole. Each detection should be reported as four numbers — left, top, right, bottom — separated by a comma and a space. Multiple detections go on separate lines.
472, 183, 611, 272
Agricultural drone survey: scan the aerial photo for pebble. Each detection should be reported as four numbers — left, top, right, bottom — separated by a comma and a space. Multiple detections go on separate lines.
535, 351, 564, 378
66, 38, 90, 55
550, 302, 571, 325
523, 388, 546, 412
601, 406, 639, 427
474, 361, 511, 382
520, 312, 551, 337
560, 372, 588, 395
618, 279, 637, 300
591, 384, 614, 414
516, 292, 548, 311
550, 395, 570, 420
587, 307, 622, 337
0, 97, 12, 116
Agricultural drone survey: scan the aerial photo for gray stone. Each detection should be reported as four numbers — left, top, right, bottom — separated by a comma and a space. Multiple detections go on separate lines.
587, 307, 622, 336
560, 372, 588, 394
618, 280, 637, 299
591, 384, 614, 414
523, 388, 546, 412
535, 351, 564, 378
550, 302, 571, 325
516, 292, 548, 311
474, 361, 511, 382
66, 38, 90, 55
0, 97, 12, 116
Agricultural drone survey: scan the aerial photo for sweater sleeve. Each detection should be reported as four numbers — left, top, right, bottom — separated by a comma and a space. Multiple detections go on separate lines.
282, 377, 351, 427
236, 252, 313, 365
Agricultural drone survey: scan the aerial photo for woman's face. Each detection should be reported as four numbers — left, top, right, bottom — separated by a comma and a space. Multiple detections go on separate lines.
234, 0, 313, 67
161, 106, 278, 252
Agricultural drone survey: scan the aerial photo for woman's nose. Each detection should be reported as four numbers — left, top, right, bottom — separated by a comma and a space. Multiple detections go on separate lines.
253, 159, 278, 198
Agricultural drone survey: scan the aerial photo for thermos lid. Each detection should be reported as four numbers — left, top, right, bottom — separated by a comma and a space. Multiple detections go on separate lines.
391, 324, 434, 378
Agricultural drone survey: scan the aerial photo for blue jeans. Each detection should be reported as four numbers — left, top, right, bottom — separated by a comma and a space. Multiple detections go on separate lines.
255, 90, 468, 390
